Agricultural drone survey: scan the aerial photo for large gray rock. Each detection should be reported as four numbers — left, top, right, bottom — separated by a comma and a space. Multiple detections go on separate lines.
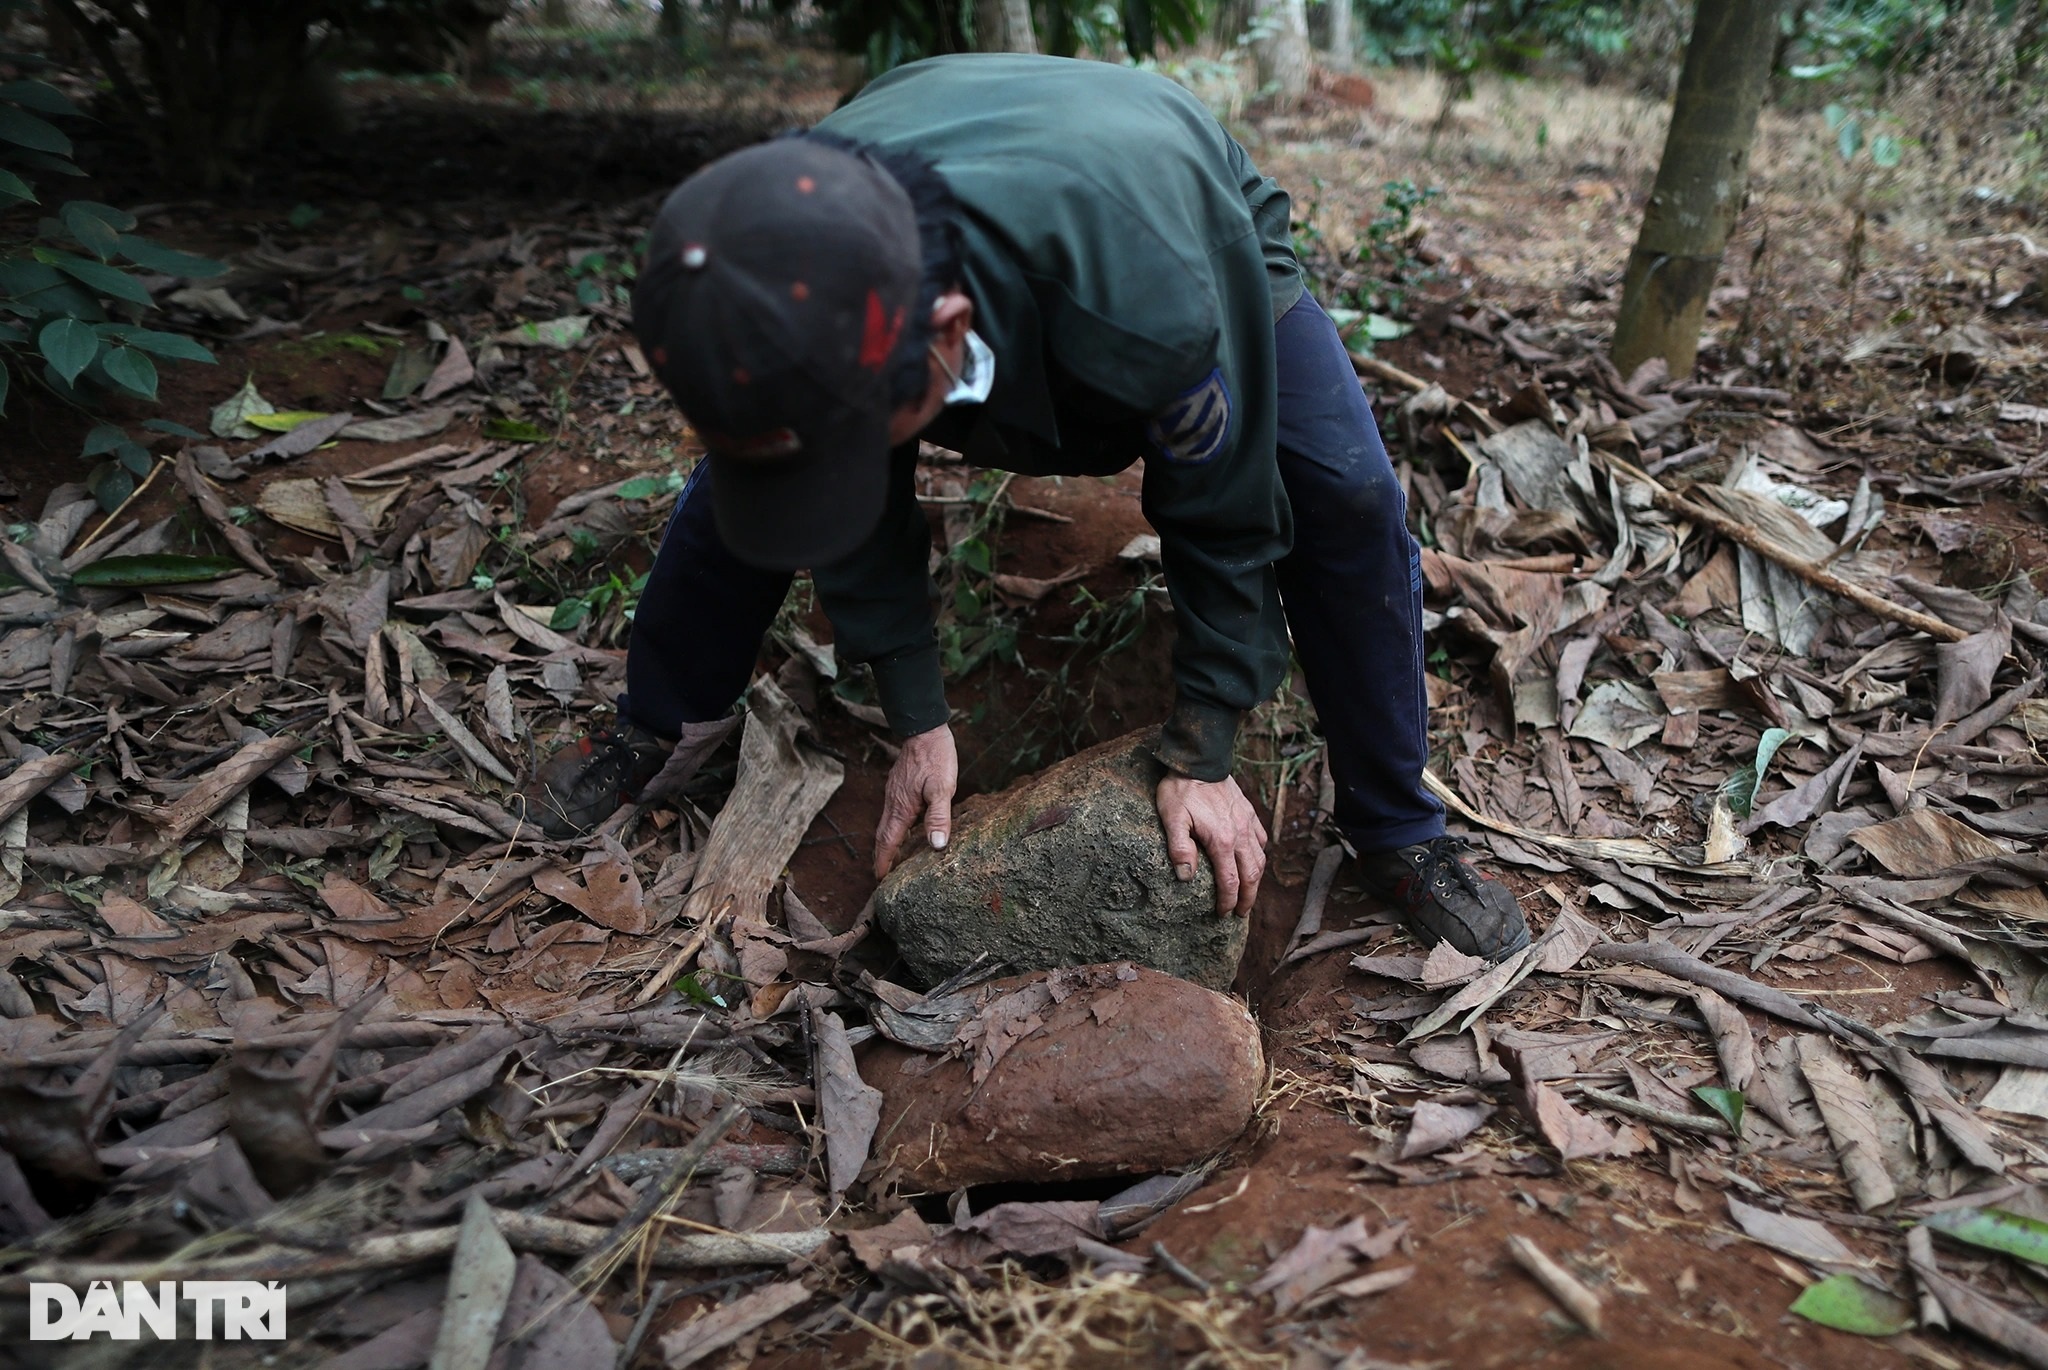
874, 731, 1248, 990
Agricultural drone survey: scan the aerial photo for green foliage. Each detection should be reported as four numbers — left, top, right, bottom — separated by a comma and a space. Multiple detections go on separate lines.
70, 554, 243, 588
1299, 178, 1443, 352
1920, 1206, 2048, 1267
935, 471, 1021, 681
484, 416, 552, 442
616, 469, 687, 502
1355, 0, 1640, 73
1720, 726, 1791, 818
1789, 1274, 1914, 1337
551, 568, 648, 637
47, 0, 511, 188
1690, 1085, 1745, 1135
821, 0, 1206, 74
567, 249, 636, 309
1783, 0, 1947, 82
1821, 101, 1904, 168
0, 70, 223, 510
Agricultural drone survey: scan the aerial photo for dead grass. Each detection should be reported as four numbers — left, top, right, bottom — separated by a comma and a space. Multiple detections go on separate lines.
862, 1265, 1283, 1370
1252, 56, 2046, 300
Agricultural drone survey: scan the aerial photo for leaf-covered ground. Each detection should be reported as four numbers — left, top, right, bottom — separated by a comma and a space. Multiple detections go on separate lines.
3, 37, 2048, 1370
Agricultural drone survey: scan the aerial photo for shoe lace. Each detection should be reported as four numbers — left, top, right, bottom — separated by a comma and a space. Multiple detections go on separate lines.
1413, 836, 1488, 901
581, 725, 646, 789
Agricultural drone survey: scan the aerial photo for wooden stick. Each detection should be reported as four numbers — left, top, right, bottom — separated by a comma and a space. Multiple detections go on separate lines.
72, 458, 168, 556
601, 1141, 807, 1181
1601, 453, 1970, 644
0, 1211, 827, 1292
1671, 383, 1792, 405
1579, 1086, 1732, 1137
1506, 1235, 1604, 1335
567, 1101, 747, 1289
1350, 351, 1503, 435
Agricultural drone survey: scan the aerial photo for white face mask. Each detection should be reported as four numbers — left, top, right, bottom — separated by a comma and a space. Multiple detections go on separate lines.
931, 329, 995, 408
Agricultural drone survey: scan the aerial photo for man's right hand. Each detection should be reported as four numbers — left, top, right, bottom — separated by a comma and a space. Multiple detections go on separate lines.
874, 723, 959, 879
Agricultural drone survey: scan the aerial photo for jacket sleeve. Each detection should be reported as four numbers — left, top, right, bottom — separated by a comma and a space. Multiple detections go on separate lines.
1141, 252, 1294, 782
810, 444, 950, 737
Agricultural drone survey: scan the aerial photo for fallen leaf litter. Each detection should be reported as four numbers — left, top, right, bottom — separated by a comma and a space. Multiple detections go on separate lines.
0, 206, 2044, 1370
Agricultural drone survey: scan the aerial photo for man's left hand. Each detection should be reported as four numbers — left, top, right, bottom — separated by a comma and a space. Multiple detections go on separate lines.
1156, 775, 1268, 917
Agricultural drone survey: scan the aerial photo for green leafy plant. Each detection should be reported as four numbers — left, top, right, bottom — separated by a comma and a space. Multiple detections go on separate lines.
1305, 178, 1444, 352
1720, 726, 1792, 818
1782, 0, 1947, 83
0, 70, 224, 509
935, 471, 1021, 681
1821, 100, 1905, 168
551, 568, 649, 640
566, 248, 637, 309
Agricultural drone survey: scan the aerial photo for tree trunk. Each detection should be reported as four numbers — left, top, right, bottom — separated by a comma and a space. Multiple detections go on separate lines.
1610, 0, 1782, 379
42, 0, 83, 64
1000, 0, 1038, 51
1325, 0, 1351, 69
658, 0, 688, 44
50, 0, 319, 191
1251, 0, 1311, 107
973, 0, 1037, 51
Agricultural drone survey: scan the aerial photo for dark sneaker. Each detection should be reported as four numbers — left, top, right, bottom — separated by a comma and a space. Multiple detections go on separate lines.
522, 723, 670, 838
1358, 836, 1532, 961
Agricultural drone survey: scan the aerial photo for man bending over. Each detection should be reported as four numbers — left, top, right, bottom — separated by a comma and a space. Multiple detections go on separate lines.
526, 54, 1531, 960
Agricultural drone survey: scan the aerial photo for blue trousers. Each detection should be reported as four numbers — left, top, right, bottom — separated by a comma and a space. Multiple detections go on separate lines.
621, 294, 1446, 853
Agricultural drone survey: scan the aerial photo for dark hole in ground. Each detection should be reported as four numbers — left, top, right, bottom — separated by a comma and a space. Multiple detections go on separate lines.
906, 1171, 1146, 1225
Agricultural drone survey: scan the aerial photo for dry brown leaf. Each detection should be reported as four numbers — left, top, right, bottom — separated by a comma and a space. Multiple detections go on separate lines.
0, 752, 79, 826
1725, 1195, 1855, 1268
1421, 940, 1487, 989
1248, 1216, 1402, 1315
1523, 1079, 1618, 1160
1795, 1036, 1900, 1212
1532, 907, 1602, 973
1849, 809, 2008, 878
811, 1008, 881, 1197
658, 1280, 809, 1369
1908, 1234, 2048, 1369
96, 892, 174, 939
534, 849, 647, 935
1690, 986, 1756, 1093
950, 1200, 1110, 1261
0, 1012, 159, 1182
1399, 1100, 1494, 1159
175, 452, 275, 575
1934, 615, 2012, 726
319, 872, 402, 923
844, 1209, 938, 1275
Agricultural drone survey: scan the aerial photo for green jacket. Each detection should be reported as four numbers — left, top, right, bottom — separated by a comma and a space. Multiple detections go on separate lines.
811, 54, 1304, 781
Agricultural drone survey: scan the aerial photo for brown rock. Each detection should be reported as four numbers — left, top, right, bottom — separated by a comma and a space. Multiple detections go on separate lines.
861, 965, 1264, 1191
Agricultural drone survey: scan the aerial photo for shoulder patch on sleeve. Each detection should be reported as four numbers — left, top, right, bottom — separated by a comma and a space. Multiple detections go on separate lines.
1145, 368, 1231, 467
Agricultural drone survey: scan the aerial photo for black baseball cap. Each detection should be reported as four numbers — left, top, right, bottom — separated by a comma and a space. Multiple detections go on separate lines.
633, 137, 922, 571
